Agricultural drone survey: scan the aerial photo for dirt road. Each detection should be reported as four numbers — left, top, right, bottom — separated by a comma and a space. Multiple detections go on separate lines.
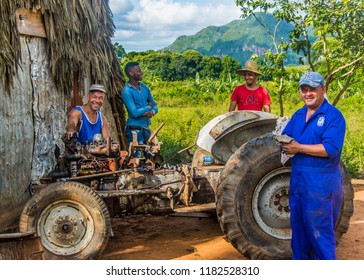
98, 183, 364, 260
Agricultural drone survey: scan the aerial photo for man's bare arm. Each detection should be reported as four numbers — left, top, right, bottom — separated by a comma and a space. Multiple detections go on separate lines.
101, 114, 110, 141
65, 109, 81, 136
282, 140, 328, 157
228, 101, 237, 112
263, 104, 271, 113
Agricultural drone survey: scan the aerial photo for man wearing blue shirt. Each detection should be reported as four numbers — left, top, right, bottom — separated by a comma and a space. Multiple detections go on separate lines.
281, 72, 346, 260
121, 62, 158, 156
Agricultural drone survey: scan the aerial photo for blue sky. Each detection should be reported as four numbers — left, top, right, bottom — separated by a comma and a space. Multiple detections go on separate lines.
109, 0, 242, 52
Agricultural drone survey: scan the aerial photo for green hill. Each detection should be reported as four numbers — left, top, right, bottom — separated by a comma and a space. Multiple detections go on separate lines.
163, 14, 302, 65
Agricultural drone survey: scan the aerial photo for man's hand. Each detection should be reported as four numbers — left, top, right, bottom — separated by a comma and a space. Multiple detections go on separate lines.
281, 140, 300, 155
63, 131, 78, 141
144, 111, 154, 118
282, 141, 328, 157
65, 109, 81, 138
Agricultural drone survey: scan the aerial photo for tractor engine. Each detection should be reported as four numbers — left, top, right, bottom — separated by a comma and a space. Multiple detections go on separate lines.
54, 133, 123, 178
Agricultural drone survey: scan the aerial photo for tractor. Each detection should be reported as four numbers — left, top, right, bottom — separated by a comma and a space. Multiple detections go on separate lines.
18, 110, 354, 260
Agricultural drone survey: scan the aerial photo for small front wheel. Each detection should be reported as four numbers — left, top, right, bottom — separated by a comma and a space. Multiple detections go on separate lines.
19, 182, 111, 259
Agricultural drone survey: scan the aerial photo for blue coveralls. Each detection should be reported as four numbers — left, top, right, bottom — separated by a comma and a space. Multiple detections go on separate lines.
121, 82, 158, 155
282, 100, 346, 259
74, 106, 103, 144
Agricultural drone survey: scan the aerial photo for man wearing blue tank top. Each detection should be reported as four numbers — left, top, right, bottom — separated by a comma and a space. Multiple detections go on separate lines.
65, 84, 110, 145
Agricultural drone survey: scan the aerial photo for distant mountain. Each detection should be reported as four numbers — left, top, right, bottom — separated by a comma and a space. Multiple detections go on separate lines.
163, 14, 303, 65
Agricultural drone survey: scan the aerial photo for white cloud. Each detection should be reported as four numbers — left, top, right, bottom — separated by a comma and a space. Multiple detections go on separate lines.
109, 0, 242, 52
109, 0, 134, 14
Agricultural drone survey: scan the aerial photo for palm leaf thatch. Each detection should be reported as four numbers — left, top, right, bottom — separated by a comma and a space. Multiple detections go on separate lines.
0, 1, 22, 89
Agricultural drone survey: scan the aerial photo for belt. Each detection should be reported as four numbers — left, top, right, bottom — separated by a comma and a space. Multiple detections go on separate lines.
127, 125, 150, 130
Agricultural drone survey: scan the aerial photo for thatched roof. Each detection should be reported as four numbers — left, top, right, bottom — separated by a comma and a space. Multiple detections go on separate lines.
1, 1, 21, 89
1, 0, 125, 95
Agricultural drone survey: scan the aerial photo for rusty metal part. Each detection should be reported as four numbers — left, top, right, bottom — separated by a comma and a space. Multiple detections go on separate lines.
179, 165, 198, 206
166, 187, 174, 209
193, 165, 225, 192
139, 179, 183, 190
96, 187, 174, 198
148, 122, 165, 143
177, 129, 199, 158
57, 168, 133, 181
88, 136, 111, 156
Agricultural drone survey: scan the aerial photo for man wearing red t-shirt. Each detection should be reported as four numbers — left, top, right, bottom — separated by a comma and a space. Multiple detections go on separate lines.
228, 60, 271, 112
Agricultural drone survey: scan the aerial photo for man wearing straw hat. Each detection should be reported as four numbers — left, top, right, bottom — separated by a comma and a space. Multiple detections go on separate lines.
228, 60, 271, 112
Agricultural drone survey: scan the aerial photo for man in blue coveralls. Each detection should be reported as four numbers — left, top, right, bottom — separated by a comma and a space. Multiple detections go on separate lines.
281, 72, 346, 259
121, 62, 158, 157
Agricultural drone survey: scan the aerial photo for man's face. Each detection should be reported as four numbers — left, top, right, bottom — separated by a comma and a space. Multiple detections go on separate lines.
299, 84, 326, 110
243, 71, 258, 86
130, 65, 143, 81
88, 91, 105, 111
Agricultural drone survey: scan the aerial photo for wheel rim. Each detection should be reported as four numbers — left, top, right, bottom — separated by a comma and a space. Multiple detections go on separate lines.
252, 167, 291, 239
37, 200, 95, 256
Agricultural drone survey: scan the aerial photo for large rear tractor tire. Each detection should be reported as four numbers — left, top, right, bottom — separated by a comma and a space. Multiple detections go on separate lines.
19, 182, 111, 260
216, 133, 354, 259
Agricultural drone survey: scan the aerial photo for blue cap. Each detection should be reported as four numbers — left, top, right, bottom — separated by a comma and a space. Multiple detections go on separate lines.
299, 72, 325, 88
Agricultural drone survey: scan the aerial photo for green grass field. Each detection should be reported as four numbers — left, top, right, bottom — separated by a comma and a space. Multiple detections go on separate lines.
147, 80, 364, 178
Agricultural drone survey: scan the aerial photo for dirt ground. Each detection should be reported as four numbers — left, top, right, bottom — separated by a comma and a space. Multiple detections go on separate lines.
98, 183, 364, 260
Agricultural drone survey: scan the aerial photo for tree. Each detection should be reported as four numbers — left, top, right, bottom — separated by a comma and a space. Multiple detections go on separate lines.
141, 52, 175, 81
171, 53, 190, 80
183, 50, 204, 75
304, 1, 364, 105
200, 56, 222, 79
235, 0, 364, 108
120, 49, 239, 82
220, 56, 241, 81
114, 43, 126, 60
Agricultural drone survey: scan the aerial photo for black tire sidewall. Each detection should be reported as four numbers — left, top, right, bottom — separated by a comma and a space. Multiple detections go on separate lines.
233, 135, 291, 258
